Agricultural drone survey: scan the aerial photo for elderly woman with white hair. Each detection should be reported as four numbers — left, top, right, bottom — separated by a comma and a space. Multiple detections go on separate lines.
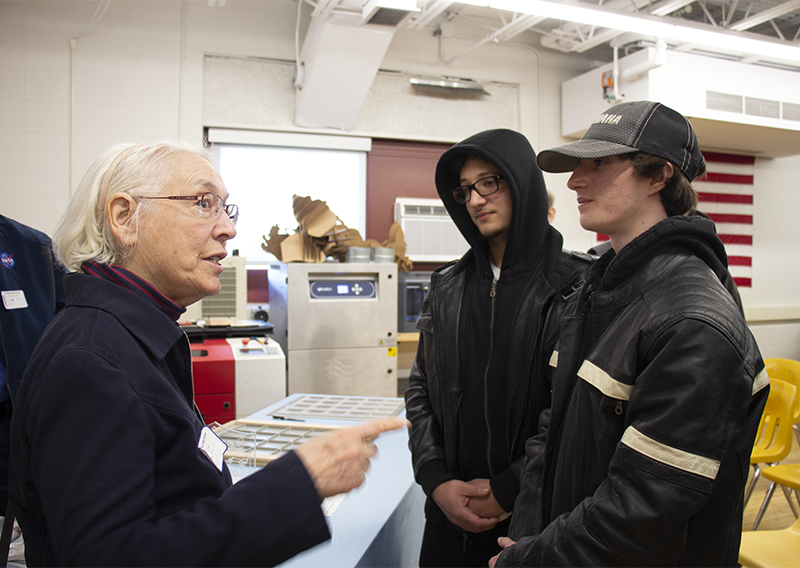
9, 141, 404, 567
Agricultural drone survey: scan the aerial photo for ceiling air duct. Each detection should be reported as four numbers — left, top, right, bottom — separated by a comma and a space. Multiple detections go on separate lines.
294, 1, 420, 131
360, 0, 420, 27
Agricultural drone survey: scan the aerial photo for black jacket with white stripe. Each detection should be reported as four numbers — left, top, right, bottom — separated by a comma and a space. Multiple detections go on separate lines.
500, 215, 768, 567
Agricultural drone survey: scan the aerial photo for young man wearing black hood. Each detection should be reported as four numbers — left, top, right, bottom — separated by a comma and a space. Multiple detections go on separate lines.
404, 129, 590, 567
491, 101, 768, 567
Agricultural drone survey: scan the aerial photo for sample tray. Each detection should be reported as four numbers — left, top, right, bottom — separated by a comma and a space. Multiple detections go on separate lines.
213, 419, 346, 466
270, 394, 405, 421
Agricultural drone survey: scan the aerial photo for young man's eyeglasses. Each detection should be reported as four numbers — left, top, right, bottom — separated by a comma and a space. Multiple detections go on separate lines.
140, 192, 239, 225
452, 175, 505, 205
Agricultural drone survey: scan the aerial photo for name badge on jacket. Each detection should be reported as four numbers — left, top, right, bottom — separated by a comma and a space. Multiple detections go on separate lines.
198, 426, 227, 472
2, 290, 28, 310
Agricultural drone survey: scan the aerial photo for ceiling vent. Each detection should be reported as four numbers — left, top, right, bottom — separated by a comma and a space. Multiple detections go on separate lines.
784, 102, 800, 122
360, 0, 419, 28
745, 97, 780, 119
707, 91, 743, 114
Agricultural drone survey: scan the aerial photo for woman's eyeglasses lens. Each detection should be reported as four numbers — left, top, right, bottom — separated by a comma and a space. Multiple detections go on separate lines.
197, 193, 238, 225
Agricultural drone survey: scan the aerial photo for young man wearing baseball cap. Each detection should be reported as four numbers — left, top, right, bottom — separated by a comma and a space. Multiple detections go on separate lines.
490, 100, 768, 567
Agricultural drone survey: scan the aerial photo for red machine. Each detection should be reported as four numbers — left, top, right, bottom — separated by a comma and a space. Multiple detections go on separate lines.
191, 339, 236, 425
189, 330, 287, 426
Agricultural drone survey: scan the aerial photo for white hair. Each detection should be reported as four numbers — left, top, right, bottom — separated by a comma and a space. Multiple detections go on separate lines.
54, 140, 213, 272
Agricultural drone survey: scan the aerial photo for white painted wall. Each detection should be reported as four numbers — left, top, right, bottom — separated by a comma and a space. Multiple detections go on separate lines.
0, 0, 591, 232
1, 0, 797, 358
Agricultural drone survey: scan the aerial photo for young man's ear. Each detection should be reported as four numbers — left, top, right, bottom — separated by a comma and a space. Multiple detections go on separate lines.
106, 193, 138, 249
649, 162, 674, 194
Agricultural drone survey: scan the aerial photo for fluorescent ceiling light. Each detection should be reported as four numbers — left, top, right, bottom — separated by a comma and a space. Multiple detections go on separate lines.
459, 0, 800, 62
492, 0, 673, 36
668, 24, 800, 61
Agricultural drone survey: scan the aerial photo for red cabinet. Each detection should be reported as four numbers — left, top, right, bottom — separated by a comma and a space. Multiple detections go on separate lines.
191, 339, 235, 425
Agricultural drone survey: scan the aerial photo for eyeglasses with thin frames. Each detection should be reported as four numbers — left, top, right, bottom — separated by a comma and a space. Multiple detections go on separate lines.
452, 175, 505, 204
139, 192, 239, 225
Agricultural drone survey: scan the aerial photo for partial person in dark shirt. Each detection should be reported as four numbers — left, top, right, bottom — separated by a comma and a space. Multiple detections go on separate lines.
0, 215, 65, 514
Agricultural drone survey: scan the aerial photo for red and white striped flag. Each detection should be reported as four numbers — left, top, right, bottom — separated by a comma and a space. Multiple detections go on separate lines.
695, 152, 754, 288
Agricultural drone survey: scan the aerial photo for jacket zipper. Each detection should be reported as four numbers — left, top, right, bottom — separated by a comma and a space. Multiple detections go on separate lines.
183, 331, 204, 424
484, 277, 498, 478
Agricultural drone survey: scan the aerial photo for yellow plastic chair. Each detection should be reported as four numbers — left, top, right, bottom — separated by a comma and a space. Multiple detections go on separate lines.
744, 378, 797, 508
751, 462, 800, 530
740, 515, 800, 567
764, 358, 800, 446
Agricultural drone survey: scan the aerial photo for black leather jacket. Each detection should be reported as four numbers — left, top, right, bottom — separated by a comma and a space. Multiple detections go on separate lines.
406, 239, 589, 515
501, 216, 769, 567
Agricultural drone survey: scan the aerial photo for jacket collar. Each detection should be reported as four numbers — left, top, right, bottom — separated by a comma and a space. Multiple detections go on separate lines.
63, 273, 184, 360
81, 260, 185, 321
576, 215, 728, 313
596, 215, 727, 292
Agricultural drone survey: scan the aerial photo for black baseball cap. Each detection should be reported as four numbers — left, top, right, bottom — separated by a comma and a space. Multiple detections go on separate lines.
537, 100, 705, 181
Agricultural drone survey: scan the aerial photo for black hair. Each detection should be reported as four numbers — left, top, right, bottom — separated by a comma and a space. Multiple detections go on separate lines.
449, 153, 488, 181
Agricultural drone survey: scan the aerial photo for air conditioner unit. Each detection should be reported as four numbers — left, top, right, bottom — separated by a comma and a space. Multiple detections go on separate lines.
179, 255, 247, 323
394, 197, 469, 263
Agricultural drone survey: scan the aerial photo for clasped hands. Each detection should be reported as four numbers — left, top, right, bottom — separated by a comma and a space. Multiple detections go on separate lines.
431, 478, 507, 534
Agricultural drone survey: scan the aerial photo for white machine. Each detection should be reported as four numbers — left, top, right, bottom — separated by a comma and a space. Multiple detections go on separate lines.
180, 255, 248, 324
268, 262, 398, 397
190, 333, 286, 423
226, 336, 286, 418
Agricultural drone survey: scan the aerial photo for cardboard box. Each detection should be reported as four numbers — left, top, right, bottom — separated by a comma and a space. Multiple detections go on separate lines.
261, 195, 412, 271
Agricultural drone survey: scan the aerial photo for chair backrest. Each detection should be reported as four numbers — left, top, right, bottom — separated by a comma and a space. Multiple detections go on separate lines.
790, 513, 800, 536
751, 378, 796, 464
764, 358, 800, 424
739, 514, 800, 568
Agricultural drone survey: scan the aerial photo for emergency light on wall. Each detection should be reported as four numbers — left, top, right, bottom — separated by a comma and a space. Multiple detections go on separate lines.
458, 0, 800, 64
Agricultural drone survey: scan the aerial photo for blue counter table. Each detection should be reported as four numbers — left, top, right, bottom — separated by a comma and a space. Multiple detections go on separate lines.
231, 394, 425, 568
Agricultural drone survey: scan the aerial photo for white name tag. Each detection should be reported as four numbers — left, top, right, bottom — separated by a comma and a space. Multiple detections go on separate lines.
198, 426, 227, 472
1, 290, 28, 310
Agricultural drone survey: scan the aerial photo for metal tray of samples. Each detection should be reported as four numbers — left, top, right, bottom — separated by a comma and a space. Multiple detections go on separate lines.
213, 419, 347, 466
270, 394, 405, 421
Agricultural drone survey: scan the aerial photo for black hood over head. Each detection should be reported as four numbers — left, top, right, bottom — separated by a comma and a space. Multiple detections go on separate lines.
435, 129, 550, 276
